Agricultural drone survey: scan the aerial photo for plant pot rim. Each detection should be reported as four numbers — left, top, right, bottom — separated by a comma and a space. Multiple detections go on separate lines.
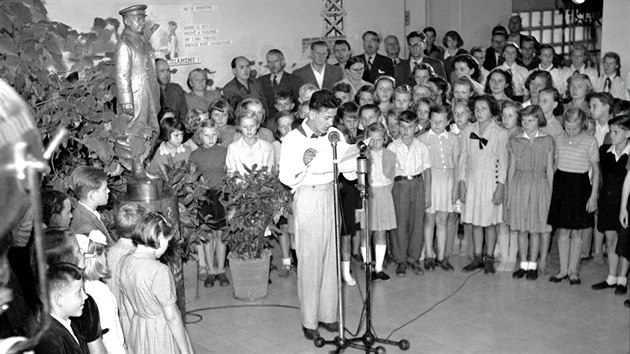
227, 248, 272, 261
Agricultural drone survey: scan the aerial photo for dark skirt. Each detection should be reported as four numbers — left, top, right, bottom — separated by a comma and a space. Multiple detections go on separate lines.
339, 174, 361, 236
617, 227, 630, 260
200, 189, 227, 230
547, 170, 593, 229
598, 188, 623, 232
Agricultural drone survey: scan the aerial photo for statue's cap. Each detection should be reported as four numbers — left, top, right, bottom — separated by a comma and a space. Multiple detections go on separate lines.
119, 4, 147, 17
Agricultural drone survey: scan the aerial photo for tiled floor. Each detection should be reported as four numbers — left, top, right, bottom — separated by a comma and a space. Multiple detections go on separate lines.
182, 245, 630, 354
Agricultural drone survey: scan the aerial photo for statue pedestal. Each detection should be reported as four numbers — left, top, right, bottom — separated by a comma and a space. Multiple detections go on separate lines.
120, 177, 186, 320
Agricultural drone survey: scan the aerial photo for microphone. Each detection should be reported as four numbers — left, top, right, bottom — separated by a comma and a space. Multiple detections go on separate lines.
328, 131, 340, 143
357, 137, 371, 152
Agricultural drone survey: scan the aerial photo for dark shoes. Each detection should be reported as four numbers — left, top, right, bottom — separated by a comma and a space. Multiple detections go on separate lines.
549, 274, 568, 283
318, 321, 339, 333
216, 273, 230, 287
512, 268, 527, 279
462, 256, 484, 272
483, 256, 495, 274
409, 260, 425, 275
396, 262, 407, 277
526, 269, 538, 281
569, 277, 581, 285
435, 258, 454, 271
424, 258, 435, 272
615, 284, 627, 296
302, 327, 320, 340
371, 271, 391, 281
591, 281, 616, 290
204, 274, 215, 288
624, 299, 630, 308
278, 264, 293, 278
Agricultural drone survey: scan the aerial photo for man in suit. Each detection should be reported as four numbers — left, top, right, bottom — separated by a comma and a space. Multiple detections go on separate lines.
483, 26, 508, 71
257, 49, 303, 116
333, 39, 352, 68
293, 41, 344, 90
384, 35, 402, 65
155, 59, 188, 120
355, 31, 395, 84
222, 56, 264, 107
395, 31, 447, 86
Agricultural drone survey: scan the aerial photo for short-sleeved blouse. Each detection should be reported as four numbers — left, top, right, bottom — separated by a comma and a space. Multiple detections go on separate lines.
555, 132, 598, 173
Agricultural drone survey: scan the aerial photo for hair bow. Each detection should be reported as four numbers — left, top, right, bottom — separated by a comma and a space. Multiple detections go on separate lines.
76, 230, 107, 255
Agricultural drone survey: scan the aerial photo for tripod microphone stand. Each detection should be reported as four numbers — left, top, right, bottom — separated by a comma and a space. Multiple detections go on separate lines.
315, 139, 410, 353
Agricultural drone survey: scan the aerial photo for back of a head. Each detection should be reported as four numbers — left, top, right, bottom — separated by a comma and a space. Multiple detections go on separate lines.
42, 189, 69, 227
47, 263, 83, 295
131, 211, 174, 248
115, 203, 148, 239
71, 166, 107, 200
309, 90, 340, 112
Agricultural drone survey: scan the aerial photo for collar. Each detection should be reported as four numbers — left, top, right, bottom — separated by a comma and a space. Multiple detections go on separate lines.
520, 130, 545, 140
607, 144, 630, 159
539, 64, 554, 71
271, 71, 284, 82
51, 313, 79, 344
427, 129, 448, 138
158, 142, 186, 155
571, 64, 585, 72
78, 201, 100, 220
310, 62, 326, 74
301, 120, 320, 138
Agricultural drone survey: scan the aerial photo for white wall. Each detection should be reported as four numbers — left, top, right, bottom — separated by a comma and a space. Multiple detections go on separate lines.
601, 0, 630, 84
44, 0, 413, 87
425, 0, 512, 52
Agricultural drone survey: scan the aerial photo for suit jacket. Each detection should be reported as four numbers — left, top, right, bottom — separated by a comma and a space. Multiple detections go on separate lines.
257, 71, 303, 115
35, 317, 89, 354
160, 82, 188, 120
70, 202, 113, 246
292, 63, 344, 90
221, 78, 264, 105
356, 53, 396, 83
395, 56, 447, 86
483, 47, 504, 71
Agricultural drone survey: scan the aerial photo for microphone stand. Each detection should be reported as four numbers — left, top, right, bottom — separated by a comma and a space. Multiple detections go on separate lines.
316, 141, 410, 353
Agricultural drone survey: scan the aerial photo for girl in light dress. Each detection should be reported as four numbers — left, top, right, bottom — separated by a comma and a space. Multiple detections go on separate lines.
147, 117, 192, 179
364, 123, 397, 280
415, 97, 435, 137
419, 105, 460, 271
507, 106, 555, 280
548, 108, 599, 285
78, 231, 126, 354
118, 212, 194, 354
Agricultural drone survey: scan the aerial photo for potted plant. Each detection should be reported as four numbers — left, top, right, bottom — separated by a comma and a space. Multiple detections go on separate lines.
222, 164, 292, 301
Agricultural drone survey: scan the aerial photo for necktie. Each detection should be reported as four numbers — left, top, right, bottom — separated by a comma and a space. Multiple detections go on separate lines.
366, 56, 373, 70
310, 132, 326, 139
469, 132, 488, 149
604, 77, 611, 92
272, 75, 278, 88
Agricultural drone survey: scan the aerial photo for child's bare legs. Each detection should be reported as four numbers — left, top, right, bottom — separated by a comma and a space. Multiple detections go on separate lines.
507, 230, 519, 271
593, 231, 622, 290
539, 231, 551, 274
461, 223, 473, 256
462, 225, 485, 272
202, 236, 216, 287
373, 231, 390, 279
581, 227, 593, 260
568, 229, 585, 281
341, 235, 356, 286
483, 225, 498, 274
497, 223, 510, 271
593, 213, 605, 264
435, 212, 448, 260
352, 231, 361, 261
553, 228, 571, 279
445, 212, 458, 258
516, 231, 529, 273
424, 213, 436, 270
197, 243, 208, 280
214, 230, 229, 287
278, 225, 293, 277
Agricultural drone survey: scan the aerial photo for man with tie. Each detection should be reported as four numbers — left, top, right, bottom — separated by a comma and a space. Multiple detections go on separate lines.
333, 39, 352, 68
293, 41, 345, 90
594, 52, 628, 100
384, 35, 402, 65
257, 49, 303, 116
279, 90, 357, 340
395, 31, 447, 86
483, 26, 508, 71
222, 56, 264, 106
355, 31, 395, 84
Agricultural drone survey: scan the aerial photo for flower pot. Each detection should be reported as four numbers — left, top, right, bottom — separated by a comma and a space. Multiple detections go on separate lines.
228, 251, 271, 301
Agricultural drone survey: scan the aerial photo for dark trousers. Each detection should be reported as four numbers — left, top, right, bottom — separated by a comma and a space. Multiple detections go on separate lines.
391, 177, 425, 264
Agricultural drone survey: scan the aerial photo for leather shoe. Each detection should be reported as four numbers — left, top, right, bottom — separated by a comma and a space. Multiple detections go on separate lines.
318, 321, 339, 333
569, 277, 581, 285
512, 268, 527, 279
615, 284, 627, 296
549, 274, 568, 283
372, 271, 390, 281
436, 258, 454, 271
526, 269, 538, 280
483, 256, 496, 274
396, 262, 407, 277
591, 281, 616, 290
409, 260, 425, 275
462, 256, 484, 272
302, 327, 320, 340
624, 299, 630, 308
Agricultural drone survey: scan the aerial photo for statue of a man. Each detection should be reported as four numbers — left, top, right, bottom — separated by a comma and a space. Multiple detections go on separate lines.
114, 4, 160, 175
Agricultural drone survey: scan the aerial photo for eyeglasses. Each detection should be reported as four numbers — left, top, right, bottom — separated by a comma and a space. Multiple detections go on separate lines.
409, 43, 423, 47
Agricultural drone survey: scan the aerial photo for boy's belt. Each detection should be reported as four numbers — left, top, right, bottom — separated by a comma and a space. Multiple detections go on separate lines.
394, 174, 422, 181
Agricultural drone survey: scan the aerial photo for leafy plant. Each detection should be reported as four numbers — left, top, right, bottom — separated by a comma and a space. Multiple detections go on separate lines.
222, 165, 292, 260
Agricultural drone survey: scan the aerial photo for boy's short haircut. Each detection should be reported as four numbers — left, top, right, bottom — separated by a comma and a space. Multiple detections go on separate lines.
237, 98, 264, 115
366, 122, 387, 135
602, 52, 621, 76
399, 110, 419, 124
334, 39, 351, 51
338, 102, 360, 119
608, 114, 630, 130
115, 203, 148, 239
332, 82, 352, 94
359, 103, 381, 118
42, 189, 69, 227
394, 84, 413, 98
299, 83, 319, 102
613, 99, 630, 117
71, 166, 107, 200
310, 40, 329, 52
273, 90, 293, 104
309, 89, 340, 112
132, 211, 175, 249
587, 92, 614, 114
354, 85, 375, 104
47, 263, 83, 294
429, 104, 451, 118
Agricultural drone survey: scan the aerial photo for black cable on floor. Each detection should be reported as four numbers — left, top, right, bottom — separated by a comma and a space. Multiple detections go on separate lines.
184, 304, 300, 324
385, 268, 483, 340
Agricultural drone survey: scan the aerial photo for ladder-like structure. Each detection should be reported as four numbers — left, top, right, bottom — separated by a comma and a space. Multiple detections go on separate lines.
322, 0, 346, 38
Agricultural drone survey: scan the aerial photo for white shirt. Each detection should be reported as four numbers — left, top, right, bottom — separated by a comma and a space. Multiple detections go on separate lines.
311, 63, 326, 89
270, 71, 284, 85
594, 75, 628, 100
279, 121, 356, 191
85, 280, 126, 354
50, 313, 79, 345
559, 64, 598, 91
607, 143, 630, 162
387, 137, 431, 176
499, 62, 528, 96
369, 149, 393, 187
595, 120, 610, 147
226, 137, 275, 176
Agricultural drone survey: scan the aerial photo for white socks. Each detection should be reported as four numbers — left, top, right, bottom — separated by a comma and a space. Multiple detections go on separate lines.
615, 276, 626, 286
282, 257, 292, 266
519, 261, 537, 270
342, 261, 356, 286
375, 245, 386, 272
360, 247, 367, 264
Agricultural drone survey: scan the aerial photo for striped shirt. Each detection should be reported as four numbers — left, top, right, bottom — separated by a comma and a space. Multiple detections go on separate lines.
555, 132, 598, 173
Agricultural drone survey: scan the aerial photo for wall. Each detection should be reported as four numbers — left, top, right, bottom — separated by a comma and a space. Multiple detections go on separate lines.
601, 0, 630, 83
425, 0, 512, 52
44, 0, 412, 87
